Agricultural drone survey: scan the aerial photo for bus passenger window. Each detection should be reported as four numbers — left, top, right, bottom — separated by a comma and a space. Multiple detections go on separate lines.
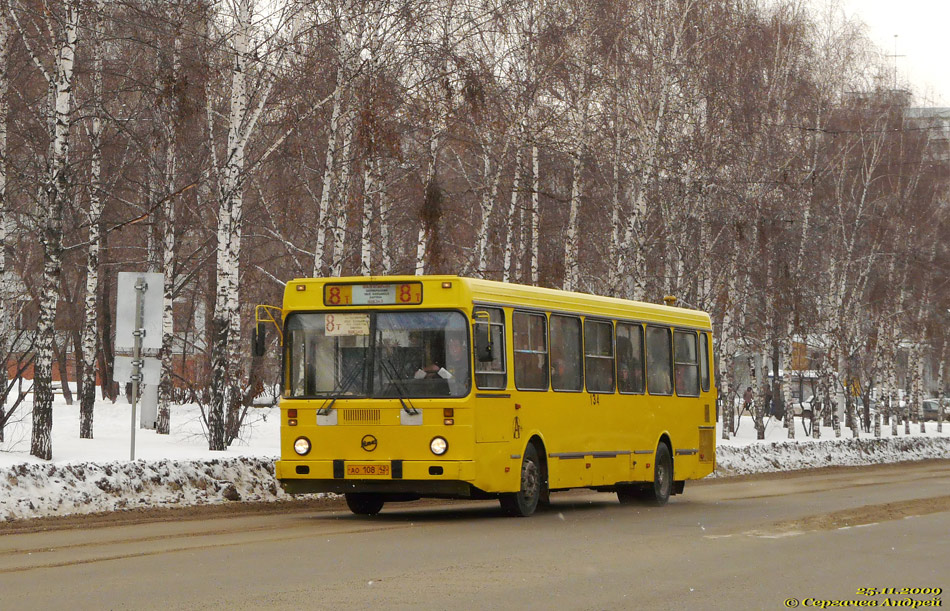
616, 323, 645, 394
474, 307, 507, 390
584, 320, 614, 393
513, 311, 548, 391
550, 315, 582, 391
700, 333, 711, 392
674, 330, 700, 396
646, 326, 673, 396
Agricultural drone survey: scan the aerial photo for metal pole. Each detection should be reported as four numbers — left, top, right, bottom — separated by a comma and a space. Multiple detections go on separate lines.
130, 277, 147, 461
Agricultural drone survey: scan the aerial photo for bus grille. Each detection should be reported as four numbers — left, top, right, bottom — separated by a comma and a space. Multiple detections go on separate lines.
341, 409, 381, 425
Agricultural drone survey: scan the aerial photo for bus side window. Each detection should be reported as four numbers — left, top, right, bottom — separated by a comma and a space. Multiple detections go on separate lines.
584, 319, 614, 393
513, 311, 548, 391
474, 307, 507, 390
646, 326, 673, 396
617, 323, 645, 394
700, 332, 711, 392
550, 315, 582, 391
674, 330, 700, 396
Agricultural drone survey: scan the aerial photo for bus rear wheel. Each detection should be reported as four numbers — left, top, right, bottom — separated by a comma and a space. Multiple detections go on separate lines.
500, 443, 542, 517
345, 493, 384, 515
646, 443, 673, 506
617, 443, 673, 506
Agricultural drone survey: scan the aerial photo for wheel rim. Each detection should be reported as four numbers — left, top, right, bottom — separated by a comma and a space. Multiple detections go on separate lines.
656, 455, 670, 497
522, 459, 540, 503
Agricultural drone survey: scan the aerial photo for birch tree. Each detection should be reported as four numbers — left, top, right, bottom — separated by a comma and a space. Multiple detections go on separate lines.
207, 0, 298, 449
77, 0, 107, 439
0, 2, 9, 442
10, 0, 80, 459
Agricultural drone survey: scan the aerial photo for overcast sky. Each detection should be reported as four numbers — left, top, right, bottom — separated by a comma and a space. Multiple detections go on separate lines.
842, 0, 950, 106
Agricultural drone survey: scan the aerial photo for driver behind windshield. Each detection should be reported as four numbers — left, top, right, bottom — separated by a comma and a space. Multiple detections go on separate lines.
415, 333, 471, 394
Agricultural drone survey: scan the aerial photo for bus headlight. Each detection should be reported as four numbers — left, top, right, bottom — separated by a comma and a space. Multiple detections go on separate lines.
294, 437, 311, 456
430, 436, 448, 456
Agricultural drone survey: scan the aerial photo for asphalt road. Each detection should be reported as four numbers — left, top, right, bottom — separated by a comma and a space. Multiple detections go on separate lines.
1, 461, 948, 610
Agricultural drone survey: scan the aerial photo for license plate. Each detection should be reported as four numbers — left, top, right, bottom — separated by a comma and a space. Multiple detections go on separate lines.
346, 463, 391, 478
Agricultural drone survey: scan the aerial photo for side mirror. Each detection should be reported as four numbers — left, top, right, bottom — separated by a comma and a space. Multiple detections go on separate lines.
252, 321, 266, 357
475, 323, 493, 362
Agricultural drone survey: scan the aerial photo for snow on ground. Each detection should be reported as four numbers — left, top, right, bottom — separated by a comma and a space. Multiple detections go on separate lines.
1, 392, 948, 521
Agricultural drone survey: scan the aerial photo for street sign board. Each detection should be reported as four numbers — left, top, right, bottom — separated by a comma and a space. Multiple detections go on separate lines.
115, 272, 164, 351
114, 356, 161, 385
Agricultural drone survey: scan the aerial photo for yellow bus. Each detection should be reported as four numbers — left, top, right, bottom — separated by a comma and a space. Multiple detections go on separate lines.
256, 275, 716, 517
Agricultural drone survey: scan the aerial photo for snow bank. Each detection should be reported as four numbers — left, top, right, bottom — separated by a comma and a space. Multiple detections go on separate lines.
715, 435, 950, 475
0, 456, 295, 522
3, 435, 949, 521
1, 393, 948, 522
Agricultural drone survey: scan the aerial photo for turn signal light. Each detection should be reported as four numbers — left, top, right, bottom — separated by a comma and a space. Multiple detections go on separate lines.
288, 419, 298, 426
444, 418, 454, 426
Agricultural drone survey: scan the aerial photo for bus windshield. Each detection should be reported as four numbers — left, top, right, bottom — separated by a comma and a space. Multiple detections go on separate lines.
285, 311, 471, 399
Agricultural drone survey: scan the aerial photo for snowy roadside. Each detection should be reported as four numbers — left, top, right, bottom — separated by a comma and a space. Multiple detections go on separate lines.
715, 435, 950, 476
1, 397, 949, 521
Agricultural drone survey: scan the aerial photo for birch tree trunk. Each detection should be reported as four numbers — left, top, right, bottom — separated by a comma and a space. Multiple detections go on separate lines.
79, 0, 105, 439
719, 238, 742, 440
313, 10, 349, 277
562, 141, 584, 292
502, 138, 524, 283
313, 64, 344, 277
937, 340, 946, 434
472, 132, 507, 277
781, 333, 796, 439
26, 1, 80, 460
415, 133, 441, 275
377, 158, 392, 274
607, 122, 622, 296
754, 351, 766, 439
889, 354, 899, 436
0, 6, 9, 442
209, 0, 272, 450
360, 156, 373, 276
908, 342, 921, 435
157, 8, 183, 435
331, 109, 354, 277
529, 140, 539, 285
720, 350, 734, 440
515, 186, 524, 282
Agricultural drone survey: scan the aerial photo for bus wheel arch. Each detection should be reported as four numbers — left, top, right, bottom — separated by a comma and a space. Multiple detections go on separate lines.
528, 435, 550, 506
500, 436, 547, 517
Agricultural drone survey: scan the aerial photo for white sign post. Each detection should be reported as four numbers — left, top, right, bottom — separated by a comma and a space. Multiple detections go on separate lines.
115, 272, 164, 460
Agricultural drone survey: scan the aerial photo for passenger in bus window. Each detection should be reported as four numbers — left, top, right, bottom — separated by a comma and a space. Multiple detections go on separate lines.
649, 369, 672, 395
619, 362, 643, 393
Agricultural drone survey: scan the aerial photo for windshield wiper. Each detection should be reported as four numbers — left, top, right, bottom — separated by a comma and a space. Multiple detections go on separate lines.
317, 356, 366, 415
378, 357, 419, 415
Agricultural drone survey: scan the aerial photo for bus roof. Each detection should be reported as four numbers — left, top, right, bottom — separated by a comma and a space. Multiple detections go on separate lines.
284, 275, 712, 330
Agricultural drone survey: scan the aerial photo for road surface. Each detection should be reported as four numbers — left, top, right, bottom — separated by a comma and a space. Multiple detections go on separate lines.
1, 461, 948, 610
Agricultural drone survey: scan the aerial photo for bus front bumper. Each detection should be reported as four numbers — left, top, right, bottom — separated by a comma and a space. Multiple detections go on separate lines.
276, 459, 478, 497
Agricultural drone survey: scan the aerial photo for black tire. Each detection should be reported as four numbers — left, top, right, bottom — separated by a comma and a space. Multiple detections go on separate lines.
645, 443, 673, 506
500, 443, 543, 517
345, 492, 384, 516
616, 484, 648, 504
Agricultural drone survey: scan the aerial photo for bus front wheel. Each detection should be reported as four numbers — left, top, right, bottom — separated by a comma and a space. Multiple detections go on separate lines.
500, 443, 542, 517
345, 493, 384, 515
